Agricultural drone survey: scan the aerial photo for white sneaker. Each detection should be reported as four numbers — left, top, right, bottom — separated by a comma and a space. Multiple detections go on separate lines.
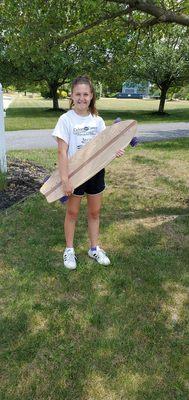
88, 246, 110, 266
63, 248, 77, 270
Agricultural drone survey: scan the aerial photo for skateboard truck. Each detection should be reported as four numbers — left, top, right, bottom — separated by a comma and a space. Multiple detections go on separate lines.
114, 117, 138, 147
43, 176, 68, 204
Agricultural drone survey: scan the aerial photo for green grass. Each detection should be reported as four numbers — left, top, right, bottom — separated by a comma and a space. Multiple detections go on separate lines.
5, 95, 189, 131
97, 97, 189, 125
0, 171, 7, 190
1, 139, 189, 400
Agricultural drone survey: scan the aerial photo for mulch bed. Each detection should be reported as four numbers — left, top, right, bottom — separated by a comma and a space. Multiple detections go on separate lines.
0, 157, 48, 211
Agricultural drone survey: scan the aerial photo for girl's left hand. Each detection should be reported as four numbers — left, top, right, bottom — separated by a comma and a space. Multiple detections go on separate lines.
116, 149, 125, 158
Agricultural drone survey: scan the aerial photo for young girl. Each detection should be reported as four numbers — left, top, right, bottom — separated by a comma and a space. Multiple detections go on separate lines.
52, 76, 124, 270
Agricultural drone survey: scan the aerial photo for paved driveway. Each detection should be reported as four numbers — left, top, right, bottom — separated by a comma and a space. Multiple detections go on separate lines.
5, 122, 189, 150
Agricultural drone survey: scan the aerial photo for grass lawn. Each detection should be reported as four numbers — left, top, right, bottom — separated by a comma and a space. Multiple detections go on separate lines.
0, 171, 7, 191
5, 95, 189, 131
1, 139, 189, 400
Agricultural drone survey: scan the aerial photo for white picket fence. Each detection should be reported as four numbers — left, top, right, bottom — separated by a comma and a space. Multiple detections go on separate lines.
0, 83, 7, 173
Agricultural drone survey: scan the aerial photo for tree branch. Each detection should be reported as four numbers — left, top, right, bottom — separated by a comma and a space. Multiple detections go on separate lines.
54, 0, 189, 46
56, 7, 131, 44
106, 0, 189, 27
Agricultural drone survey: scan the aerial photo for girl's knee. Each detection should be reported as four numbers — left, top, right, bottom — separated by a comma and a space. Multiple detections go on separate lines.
88, 209, 100, 220
66, 208, 79, 222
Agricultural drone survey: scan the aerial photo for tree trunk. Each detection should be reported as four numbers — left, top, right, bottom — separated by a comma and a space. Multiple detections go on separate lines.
49, 82, 59, 110
158, 86, 169, 113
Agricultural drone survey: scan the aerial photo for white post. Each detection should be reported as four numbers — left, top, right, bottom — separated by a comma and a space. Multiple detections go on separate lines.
0, 83, 7, 173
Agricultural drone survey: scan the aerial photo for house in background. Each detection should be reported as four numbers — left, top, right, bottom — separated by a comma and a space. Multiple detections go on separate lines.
117, 81, 150, 99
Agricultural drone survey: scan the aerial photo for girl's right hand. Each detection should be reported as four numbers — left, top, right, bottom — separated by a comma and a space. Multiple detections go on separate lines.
62, 179, 73, 196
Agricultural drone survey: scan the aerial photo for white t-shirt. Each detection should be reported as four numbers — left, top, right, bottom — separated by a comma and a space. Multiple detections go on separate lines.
52, 109, 106, 158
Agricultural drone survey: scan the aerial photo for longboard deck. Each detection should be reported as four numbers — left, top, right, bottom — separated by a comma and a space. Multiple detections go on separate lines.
40, 120, 137, 203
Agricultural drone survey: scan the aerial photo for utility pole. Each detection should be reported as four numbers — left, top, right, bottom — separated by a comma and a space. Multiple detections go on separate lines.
0, 83, 7, 173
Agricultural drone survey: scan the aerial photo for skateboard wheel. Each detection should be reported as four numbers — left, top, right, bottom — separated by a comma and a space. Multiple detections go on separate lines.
130, 137, 138, 147
114, 117, 121, 124
59, 195, 68, 204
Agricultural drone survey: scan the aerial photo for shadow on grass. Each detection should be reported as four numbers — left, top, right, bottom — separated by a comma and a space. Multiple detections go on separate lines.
99, 108, 189, 123
6, 106, 189, 124
143, 138, 189, 151
132, 155, 161, 166
6, 107, 65, 119
0, 194, 188, 399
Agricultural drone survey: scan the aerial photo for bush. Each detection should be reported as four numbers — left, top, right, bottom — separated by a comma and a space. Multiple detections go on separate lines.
4, 85, 16, 93
173, 85, 189, 100
149, 87, 161, 97
57, 90, 67, 99
40, 87, 68, 99
40, 87, 52, 99
105, 92, 119, 98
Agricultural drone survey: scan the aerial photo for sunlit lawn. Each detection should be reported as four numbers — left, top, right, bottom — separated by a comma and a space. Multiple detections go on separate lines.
5, 94, 189, 131
1, 139, 189, 400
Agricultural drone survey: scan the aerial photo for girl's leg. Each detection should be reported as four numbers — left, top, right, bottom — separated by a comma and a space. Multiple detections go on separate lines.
64, 195, 82, 247
87, 193, 102, 247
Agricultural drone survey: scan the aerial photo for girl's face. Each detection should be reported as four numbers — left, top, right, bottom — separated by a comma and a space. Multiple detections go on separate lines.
71, 83, 93, 116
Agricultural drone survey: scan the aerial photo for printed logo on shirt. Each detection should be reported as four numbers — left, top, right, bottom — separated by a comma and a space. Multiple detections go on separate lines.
73, 126, 97, 136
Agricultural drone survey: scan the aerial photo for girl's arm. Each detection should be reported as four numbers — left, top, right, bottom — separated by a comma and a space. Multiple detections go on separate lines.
57, 138, 73, 196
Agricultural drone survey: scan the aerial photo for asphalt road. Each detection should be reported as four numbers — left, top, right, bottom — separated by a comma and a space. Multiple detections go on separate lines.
5, 122, 189, 150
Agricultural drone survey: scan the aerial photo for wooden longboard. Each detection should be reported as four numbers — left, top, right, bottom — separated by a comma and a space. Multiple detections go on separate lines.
40, 120, 137, 203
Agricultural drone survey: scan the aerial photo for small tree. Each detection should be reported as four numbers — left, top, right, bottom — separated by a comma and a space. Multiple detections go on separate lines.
1, 1, 84, 110
128, 26, 189, 113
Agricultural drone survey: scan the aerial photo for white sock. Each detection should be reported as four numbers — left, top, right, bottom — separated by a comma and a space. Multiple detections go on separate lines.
66, 247, 74, 252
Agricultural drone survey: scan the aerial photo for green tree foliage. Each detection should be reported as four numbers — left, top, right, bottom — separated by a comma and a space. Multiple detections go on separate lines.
1, 0, 133, 106
126, 25, 189, 113
1, 0, 189, 110
104, 1, 189, 29
1, 0, 89, 109
55, 0, 189, 44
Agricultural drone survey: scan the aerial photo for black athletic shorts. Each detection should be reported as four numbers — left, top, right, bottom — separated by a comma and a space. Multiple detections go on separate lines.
73, 169, 105, 196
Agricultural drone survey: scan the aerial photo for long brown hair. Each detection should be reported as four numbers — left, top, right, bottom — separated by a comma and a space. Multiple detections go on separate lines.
70, 75, 98, 116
